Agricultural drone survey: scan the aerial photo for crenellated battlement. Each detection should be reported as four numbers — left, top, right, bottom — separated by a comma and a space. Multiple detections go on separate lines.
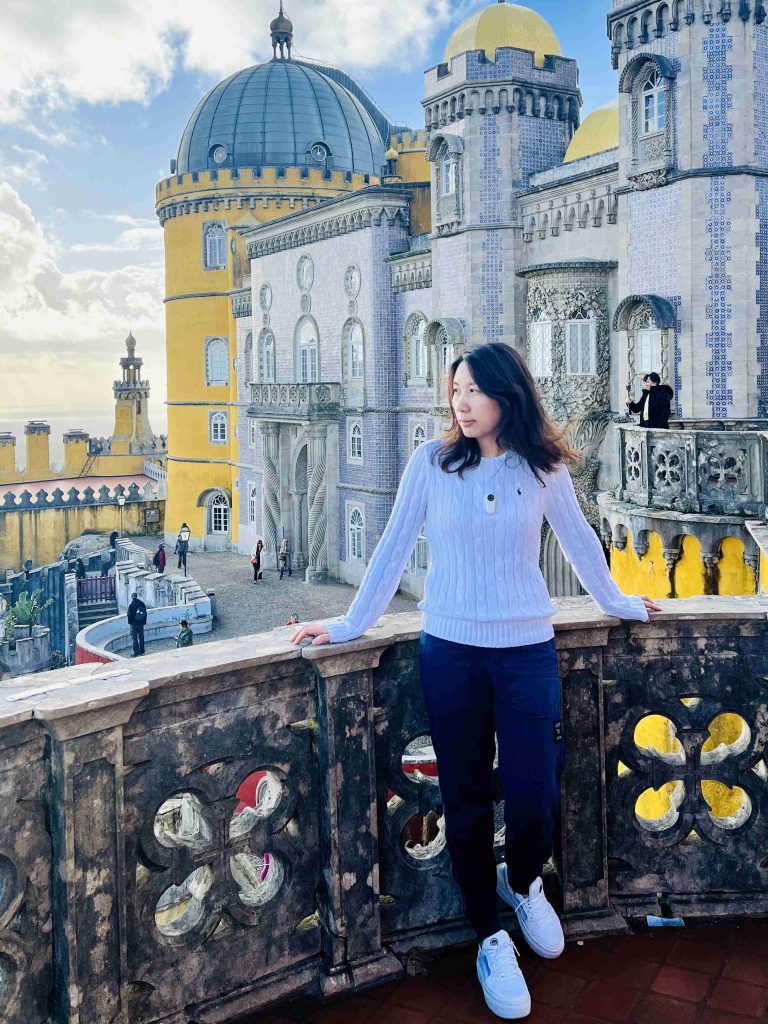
0, 479, 162, 511
155, 165, 378, 208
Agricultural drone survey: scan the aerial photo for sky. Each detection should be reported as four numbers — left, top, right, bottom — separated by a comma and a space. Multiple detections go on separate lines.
0, 0, 618, 467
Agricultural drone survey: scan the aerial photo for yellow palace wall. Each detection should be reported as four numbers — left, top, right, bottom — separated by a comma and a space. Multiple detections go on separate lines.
0, 501, 163, 572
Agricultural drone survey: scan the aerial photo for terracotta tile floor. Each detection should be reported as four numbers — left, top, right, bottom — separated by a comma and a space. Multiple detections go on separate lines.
248, 922, 768, 1024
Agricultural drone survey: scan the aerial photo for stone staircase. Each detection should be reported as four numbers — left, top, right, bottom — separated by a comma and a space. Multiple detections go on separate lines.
77, 600, 118, 630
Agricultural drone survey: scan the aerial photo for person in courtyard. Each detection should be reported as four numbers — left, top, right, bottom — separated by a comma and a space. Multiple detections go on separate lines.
152, 543, 166, 573
109, 530, 118, 550
293, 342, 660, 1021
175, 618, 193, 648
174, 523, 190, 573
250, 539, 264, 582
626, 371, 674, 428
74, 558, 86, 579
127, 591, 147, 657
279, 537, 292, 578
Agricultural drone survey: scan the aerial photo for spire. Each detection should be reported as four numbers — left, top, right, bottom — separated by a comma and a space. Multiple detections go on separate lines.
125, 329, 136, 357
270, 1, 293, 60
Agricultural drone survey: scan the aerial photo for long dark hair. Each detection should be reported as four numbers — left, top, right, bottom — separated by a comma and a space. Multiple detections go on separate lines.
433, 342, 576, 479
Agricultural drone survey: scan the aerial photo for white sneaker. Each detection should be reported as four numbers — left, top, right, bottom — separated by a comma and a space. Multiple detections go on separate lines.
496, 866, 565, 959
476, 929, 531, 1020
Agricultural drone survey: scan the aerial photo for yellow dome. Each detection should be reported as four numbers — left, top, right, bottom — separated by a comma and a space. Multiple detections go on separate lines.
444, 1, 560, 69
385, 147, 399, 160
563, 99, 619, 163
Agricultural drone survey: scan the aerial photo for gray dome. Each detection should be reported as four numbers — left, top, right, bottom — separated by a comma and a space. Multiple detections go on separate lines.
176, 60, 387, 177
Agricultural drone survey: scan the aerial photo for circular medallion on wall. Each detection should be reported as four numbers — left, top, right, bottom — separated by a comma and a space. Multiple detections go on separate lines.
344, 264, 361, 298
259, 283, 272, 311
301, 293, 312, 314
211, 145, 228, 165
297, 255, 314, 292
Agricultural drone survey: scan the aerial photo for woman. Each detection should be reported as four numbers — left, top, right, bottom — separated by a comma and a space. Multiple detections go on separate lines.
74, 558, 86, 580
250, 539, 264, 583
292, 344, 659, 1020
278, 537, 292, 579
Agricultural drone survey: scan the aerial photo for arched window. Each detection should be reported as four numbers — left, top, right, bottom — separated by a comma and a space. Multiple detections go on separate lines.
209, 492, 230, 534
438, 326, 453, 378
345, 321, 364, 380
412, 423, 426, 451
205, 338, 229, 385
248, 483, 258, 524
209, 411, 228, 444
441, 150, 456, 195
349, 420, 363, 461
637, 328, 663, 375
259, 329, 276, 382
348, 506, 364, 561
566, 314, 597, 376
244, 332, 254, 384
296, 317, 319, 383
406, 314, 428, 381
203, 221, 227, 270
529, 312, 553, 377
642, 70, 666, 134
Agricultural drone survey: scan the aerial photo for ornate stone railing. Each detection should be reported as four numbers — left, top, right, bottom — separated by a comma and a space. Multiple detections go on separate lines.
618, 425, 768, 517
1, 599, 767, 1023
248, 382, 341, 423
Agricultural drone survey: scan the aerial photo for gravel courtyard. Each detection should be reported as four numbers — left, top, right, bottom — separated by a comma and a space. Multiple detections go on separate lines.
133, 538, 419, 652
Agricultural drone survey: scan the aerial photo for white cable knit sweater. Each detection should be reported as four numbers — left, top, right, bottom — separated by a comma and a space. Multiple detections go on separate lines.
326, 440, 648, 648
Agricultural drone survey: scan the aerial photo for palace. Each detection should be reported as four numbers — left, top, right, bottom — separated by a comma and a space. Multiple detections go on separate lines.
157, 0, 768, 597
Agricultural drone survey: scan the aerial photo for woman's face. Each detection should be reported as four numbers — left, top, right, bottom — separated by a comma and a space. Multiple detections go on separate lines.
451, 361, 503, 445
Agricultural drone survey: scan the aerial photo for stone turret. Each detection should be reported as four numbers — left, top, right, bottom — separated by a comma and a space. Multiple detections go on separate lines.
111, 331, 156, 454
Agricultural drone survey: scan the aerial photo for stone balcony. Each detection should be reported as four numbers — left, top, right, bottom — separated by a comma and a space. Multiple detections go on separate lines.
248, 382, 342, 423
1, 597, 767, 1023
616, 424, 768, 517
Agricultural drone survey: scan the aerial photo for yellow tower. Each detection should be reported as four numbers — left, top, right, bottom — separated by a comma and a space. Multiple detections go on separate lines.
156, 5, 398, 550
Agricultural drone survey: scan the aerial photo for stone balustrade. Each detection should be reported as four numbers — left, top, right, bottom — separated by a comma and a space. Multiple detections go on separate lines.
617, 424, 768, 517
248, 382, 341, 423
0, 597, 766, 1023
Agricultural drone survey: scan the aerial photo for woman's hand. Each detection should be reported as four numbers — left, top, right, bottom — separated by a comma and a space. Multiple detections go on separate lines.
639, 595, 662, 613
291, 621, 331, 646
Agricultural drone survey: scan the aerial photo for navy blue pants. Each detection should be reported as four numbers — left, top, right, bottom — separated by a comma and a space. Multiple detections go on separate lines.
418, 632, 564, 942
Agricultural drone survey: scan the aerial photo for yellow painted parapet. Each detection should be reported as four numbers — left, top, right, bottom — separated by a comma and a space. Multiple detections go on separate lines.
610, 529, 756, 599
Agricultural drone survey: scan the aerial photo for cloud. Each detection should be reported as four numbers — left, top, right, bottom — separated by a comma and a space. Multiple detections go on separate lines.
0, 0, 458, 124
0, 183, 166, 427
92, 212, 157, 227
0, 145, 48, 184
70, 226, 163, 253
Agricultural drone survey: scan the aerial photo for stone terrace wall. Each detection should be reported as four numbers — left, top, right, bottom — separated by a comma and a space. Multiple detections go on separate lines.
0, 598, 766, 1023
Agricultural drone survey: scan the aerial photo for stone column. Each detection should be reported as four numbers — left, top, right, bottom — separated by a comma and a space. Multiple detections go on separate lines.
260, 423, 281, 558
303, 643, 403, 995
290, 490, 306, 569
306, 425, 328, 584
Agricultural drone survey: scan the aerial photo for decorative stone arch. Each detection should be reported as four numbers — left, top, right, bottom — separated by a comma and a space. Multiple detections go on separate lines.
426, 317, 465, 406
620, 53, 676, 186
619, 52, 676, 93
614, 293, 675, 387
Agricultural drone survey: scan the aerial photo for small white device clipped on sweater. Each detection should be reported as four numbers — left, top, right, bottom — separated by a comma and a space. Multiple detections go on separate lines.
485, 492, 497, 515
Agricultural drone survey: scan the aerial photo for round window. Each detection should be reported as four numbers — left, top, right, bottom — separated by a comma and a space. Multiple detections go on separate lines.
212, 145, 227, 165
310, 143, 328, 163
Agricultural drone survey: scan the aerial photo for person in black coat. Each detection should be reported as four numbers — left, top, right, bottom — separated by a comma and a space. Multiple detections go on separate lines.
127, 591, 148, 656
626, 372, 674, 428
